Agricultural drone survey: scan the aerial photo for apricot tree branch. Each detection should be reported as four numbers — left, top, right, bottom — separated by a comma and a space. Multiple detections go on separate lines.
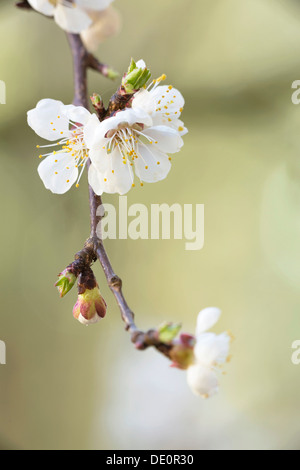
16, 2, 175, 359
16, 0, 31, 9
16, 3, 117, 83
67, 33, 173, 359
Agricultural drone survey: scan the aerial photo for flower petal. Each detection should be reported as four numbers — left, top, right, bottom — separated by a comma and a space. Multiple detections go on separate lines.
63, 104, 91, 126
27, 99, 70, 141
84, 114, 104, 148
134, 144, 171, 183
27, 0, 55, 16
151, 113, 187, 134
142, 126, 183, 154
135, 59, 147, 69
151, 85, 185, 115
194, 332, 231, 367
89, 148, 111, 172
38, 153, 78, 194
54, 4, 92, 33
174, 118, 188, 137
132, 89, 156, 116
187, 364, 219, 398
89, 149, 134, 195
81, 6, 121, 52
111, 108, 152, 128
75, 0, 114, 11
88, 163, 105, 195
196, 307, 222, 336
76, 313, 102, 326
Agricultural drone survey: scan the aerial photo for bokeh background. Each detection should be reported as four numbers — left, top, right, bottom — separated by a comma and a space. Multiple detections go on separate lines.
1, 0, 300, 450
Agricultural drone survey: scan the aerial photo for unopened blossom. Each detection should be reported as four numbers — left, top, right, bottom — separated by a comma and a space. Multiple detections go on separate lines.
73, 284, 107, 325
27, 99, 93, 194
186, 308, 232, 399
81, 6, 121, 52
83, 72, 186, 194
73, 270, 107, 325
132, 69, 188, 137
27, 0, 115, 34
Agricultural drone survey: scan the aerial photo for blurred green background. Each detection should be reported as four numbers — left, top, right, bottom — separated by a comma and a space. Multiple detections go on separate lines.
1, 0, 300, 450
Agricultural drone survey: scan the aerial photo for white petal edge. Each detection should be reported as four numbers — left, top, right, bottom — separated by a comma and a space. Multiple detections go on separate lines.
27, 0, 55, 15
196, 307, 222, 336
88, 152, 134, 195
151, 85, 185, 114
38, 152, 78, 194
132, 89, 156, 116
187, 364, 219, 398
75, 0, 114, 11
63, 104, 92, 126
84, 114, 104, 148
142, 126, 183, 154
135, 59, 147, 69
194, 332, 231, 367
77, 313, 102, 326
134, 144, 171, 183
54, 4, 92, 33
27, 99, 70, 141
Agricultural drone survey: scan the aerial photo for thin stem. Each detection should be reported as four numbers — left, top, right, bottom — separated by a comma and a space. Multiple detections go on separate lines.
66, 33, 172, 358
67, 34, 89, 108
16, 3, 176, 361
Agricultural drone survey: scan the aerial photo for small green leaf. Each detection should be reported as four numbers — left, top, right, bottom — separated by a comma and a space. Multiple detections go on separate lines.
127, 58, 137, 74
107, 68, 119, 80
55, 270, 77, 298
122, 59, 151, 94
158, 322, 182, 343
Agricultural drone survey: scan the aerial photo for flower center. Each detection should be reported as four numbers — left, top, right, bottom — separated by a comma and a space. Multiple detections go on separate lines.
36, 122, 89, 188
103, 122, 157, 165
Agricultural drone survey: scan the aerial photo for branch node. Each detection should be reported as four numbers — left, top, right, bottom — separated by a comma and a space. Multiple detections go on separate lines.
109, 275, 122, 289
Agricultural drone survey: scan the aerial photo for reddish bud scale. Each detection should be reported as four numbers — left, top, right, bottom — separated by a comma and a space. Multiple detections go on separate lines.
73, 268, 107, 325
169, 333, 196, 370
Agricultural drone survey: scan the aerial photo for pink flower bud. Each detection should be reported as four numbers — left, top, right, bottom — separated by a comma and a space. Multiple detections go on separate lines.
72, 268, 107, 326
73, 286, 107, 326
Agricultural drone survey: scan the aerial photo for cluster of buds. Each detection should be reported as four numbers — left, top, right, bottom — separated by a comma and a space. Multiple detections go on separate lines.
55, 263, 107, 326
121, 59, 151, 95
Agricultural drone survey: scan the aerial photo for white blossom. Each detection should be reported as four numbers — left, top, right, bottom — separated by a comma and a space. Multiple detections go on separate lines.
132, 72, 188, 137
28, 67, 187, 196
84, 103, 185, 195
81, 6, 121, 52
27, 0, 115, 34
27, 99, 93, 194
187, 308, 232, 399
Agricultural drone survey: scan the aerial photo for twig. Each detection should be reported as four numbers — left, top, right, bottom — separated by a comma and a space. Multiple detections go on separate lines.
16, 2, 175, 358
16, 1, 31, 9
67, 33, 173, 358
